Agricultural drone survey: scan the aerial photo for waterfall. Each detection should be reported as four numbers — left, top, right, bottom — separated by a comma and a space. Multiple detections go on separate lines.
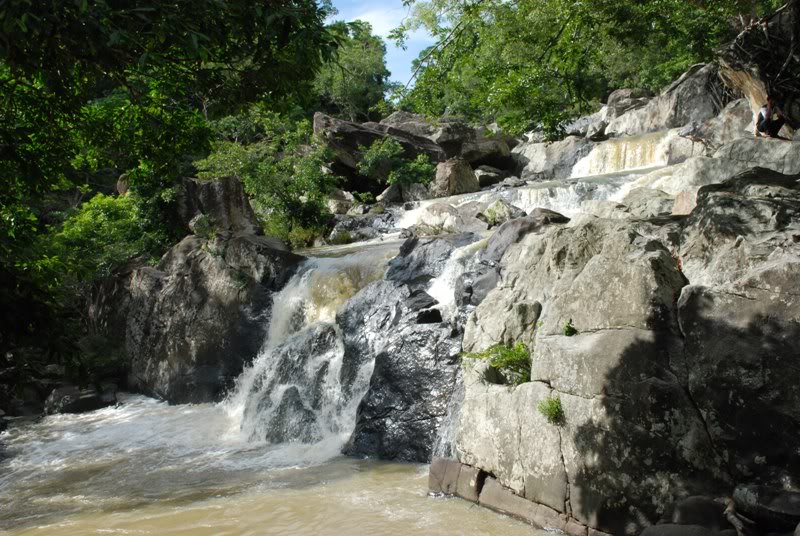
222, 245, 398, 452
571, 132, 666, 177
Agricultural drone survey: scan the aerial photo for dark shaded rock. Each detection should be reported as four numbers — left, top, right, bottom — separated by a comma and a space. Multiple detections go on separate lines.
734, 485, 800, 532
340, 278, 463, 462
456, 265, 500, 308
386, 233, 479, 288
92, 230, 303, 404
475, 165, 507, 188
662, 496, 731, 531
342, 233, 484, 462
44, 384, 116, 415
640, 525, 721, 536
178, 176, 261, 237
416, 308, 443, 324
406, 289, 438, 311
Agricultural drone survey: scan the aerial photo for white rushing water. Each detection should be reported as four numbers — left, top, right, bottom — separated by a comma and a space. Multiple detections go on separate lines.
223, 243, 400, 450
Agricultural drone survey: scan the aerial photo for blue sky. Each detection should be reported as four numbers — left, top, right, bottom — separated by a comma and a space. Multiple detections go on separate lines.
329, 0, 436, 86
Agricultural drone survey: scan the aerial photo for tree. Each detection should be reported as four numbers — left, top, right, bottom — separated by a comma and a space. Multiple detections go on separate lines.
392, 0, 786, 137
315, 20, 392, 121
0, 1, 338, 362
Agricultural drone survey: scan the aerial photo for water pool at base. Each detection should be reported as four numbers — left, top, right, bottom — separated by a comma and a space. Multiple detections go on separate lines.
0, 395, 544, 536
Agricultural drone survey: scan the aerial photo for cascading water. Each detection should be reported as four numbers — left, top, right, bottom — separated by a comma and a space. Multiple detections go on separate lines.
0, 127, 690, 535
223, 244, 399, 451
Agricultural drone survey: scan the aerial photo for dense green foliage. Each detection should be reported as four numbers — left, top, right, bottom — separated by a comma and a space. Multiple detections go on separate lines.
316, 21, 394, 121
197, 108, 340, 248
393, 0, 784, 137
357, 138, 436, 186
0, 1, 339, 371
463, 342, 531, 386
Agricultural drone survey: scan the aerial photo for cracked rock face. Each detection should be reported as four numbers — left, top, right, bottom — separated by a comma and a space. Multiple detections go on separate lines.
454, 167, 800, 535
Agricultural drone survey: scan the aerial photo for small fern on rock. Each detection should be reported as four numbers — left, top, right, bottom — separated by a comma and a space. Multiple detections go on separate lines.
463, 342, 531, 385
563, 319, 578, 337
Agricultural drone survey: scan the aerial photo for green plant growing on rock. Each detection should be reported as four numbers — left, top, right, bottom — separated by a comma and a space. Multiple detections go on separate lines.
357, 138, 435, 187
563, 319, 578, 337
538, 396, 565, 426
463, 342, 531, 386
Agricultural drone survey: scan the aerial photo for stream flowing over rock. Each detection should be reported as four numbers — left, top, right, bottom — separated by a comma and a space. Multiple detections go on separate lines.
78, 42, 800, 536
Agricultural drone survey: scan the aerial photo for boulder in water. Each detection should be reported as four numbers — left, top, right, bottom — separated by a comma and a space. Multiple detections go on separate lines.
429, 158, 480, 198
44, 384, 116, 415
477, 200, 526, 228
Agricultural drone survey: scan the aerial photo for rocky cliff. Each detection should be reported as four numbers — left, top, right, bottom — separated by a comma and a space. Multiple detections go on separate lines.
91, 176, 302, 403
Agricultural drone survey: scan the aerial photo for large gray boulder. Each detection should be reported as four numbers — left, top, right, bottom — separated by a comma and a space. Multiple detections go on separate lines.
429, 158, 480, 198
178, 176, 261, 236
606, 64, 725, 137
621, 137, 800, 214
91, 177, 304, 404
452, 167, 800, 534
121, 234, 303, 403
512, 136, 593, 181
313, 112, 446, 188
458, 216, 721, 535
379, 113, 514, 167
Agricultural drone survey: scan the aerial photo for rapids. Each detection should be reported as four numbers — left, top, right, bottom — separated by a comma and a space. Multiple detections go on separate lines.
0, 147, 668, 534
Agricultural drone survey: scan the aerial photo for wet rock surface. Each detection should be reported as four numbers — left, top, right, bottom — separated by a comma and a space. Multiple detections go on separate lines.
43, 384, 117, 415
342, 234, 482, 461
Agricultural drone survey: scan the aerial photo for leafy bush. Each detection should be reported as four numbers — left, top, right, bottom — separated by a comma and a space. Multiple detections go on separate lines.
52, 193, 160, 282
463, 341, 531, 386
538, 395, 565, 426
357, 138, 435, 187
196, 111, 340, 248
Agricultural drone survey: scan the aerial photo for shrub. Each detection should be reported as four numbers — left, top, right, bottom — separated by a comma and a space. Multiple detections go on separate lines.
52, 193, 160, 281
538, 396, 565, 426
357, 138, 435, 187
463, 341, 531, 386
196, 111, 339, 248
563, 319, 578, 337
